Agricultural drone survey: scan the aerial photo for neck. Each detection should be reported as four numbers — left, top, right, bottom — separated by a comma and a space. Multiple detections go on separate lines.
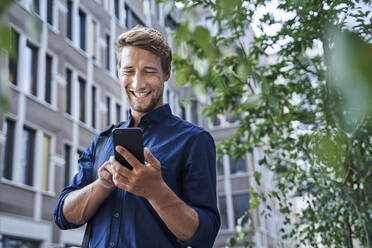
130, 111, 145, 127
129, 102, 164, 127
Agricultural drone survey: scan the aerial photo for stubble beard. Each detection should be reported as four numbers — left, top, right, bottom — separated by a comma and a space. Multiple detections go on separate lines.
128, 85, 164, 113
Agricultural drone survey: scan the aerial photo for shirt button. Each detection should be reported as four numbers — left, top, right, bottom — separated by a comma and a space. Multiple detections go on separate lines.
111, 242, 115, 247
114, 212, 119, 218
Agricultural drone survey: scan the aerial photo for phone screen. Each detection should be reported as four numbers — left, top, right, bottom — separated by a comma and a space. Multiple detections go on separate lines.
112, 128, 144, 170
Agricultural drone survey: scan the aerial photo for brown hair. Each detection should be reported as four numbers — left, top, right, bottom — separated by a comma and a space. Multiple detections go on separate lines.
115, 25, 172, 74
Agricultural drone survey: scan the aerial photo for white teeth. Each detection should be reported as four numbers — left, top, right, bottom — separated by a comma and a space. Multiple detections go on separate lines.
133, 92, 149, 97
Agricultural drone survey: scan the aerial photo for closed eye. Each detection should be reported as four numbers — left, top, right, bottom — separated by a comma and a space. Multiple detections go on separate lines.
121, 70, 134, 75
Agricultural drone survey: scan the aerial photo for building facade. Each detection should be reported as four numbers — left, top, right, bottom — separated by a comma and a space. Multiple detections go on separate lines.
0, 0, 284, 247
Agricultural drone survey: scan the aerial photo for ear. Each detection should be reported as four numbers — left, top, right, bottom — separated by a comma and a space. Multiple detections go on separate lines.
164, 67, 171, 81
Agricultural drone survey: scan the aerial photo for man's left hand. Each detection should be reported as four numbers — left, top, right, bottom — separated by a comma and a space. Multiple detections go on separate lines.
109, 146, 166, 200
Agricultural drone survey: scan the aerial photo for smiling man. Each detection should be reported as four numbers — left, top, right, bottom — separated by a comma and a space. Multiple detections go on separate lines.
53, 26, 220, 248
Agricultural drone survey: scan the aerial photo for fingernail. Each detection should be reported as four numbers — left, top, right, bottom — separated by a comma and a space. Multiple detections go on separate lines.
116, 146, 122, 152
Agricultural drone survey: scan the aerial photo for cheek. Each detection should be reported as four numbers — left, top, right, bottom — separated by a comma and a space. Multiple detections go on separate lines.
120, 77, 131, 90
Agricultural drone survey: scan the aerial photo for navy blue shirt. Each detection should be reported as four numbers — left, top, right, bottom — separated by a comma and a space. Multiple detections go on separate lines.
53, 104, 220, 248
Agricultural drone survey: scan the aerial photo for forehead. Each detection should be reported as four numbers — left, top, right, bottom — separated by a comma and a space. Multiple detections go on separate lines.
120, 46, 162, 68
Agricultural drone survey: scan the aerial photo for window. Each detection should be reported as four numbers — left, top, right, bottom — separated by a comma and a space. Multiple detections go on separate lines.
64, 144, 71, 187
9, 28, 19, 85
78, 9, 86, 51
165, 15, 177, 30
131, 11, 144, 27
114, 0, 119, 19
65, 68, 72, 114
25, 0, 40, 15
166, 89, 170, 103
226, 109, 241, 125
212, 114, 222, 127
218, 196, 228, 229
191, 100, 198, 125
90, 19, 97, 59
125, 4, 144, 29
78, 77, 86, 122
3, 119, 16, 180
24, 42, 38, 96
229, 157, 247, 174
20, 126, 36, 186
216, 157, 224, 176
106, 96, 111, 125
41, 134, 51, 191
66, 0, 73, 40
180, 105, 186, 120
91, 86, 97, 128
232, 194, 250, 225
47, 0, 54, 25
2, 235, 40, 248
45, 54, 52, 104
116, 103, 121, 123
74, 150, 83, 176
105, 34, 110, 70
115, 57, 119, 79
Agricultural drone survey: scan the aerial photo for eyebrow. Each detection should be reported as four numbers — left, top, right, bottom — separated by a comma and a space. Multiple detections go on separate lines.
143, 66, 158, 71
121, 66, 158, 71
122, 66, 134, 70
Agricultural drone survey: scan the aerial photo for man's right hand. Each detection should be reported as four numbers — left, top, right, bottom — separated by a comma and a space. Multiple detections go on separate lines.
97, 161, 115, 189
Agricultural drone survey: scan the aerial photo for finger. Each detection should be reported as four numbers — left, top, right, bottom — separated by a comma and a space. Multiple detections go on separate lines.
99, 161, 110, 169
115, 146, 142, 170
114, 180, 131, 192
110, 156, 134, 177
112, 173, 130, 188
144, 147, 161, 169
98, 161, 112, 176
100, 169, 112, 181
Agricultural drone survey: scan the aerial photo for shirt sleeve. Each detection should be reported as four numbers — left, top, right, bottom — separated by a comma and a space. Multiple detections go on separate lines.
53, 135, 98, 230
178, 131, 221, 248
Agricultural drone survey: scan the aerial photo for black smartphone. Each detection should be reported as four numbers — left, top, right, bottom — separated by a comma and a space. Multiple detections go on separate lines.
112, 128, 144, 170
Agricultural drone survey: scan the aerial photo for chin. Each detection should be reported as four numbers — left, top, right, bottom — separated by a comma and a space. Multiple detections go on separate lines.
128, 93, 163, 114
131, 102, 157, 113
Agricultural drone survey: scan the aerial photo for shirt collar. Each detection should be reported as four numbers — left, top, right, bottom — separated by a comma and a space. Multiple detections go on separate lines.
127, 104, 172, 127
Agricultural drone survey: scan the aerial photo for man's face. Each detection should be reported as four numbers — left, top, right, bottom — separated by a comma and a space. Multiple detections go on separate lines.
118, 46, 170, 115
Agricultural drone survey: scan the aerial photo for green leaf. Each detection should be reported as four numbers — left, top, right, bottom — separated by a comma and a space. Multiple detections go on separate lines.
242, 94, 262, 109
227, 237, 237, 246
253, 171, 261, 186
0, 25, 11, 53
0, 0, 13, 17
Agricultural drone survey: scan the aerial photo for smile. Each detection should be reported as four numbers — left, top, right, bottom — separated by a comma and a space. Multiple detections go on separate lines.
130, 91, 151, 98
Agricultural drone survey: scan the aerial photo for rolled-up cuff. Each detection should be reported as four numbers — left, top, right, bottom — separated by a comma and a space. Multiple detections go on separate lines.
177, 207, 219, 248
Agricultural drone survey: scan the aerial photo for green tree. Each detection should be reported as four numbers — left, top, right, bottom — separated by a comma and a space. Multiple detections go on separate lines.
0, 0, 15, 112
159, 0, 372, 247
0, 0, 41, 113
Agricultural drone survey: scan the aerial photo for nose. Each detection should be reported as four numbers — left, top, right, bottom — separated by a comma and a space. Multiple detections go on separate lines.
132, 72, 145, 91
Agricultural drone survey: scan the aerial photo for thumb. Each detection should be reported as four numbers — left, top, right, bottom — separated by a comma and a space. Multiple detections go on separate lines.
144, 147, 161, 169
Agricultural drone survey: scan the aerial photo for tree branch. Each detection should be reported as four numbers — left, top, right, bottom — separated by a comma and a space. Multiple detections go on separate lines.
292, 55, 317, 76
347, 218, 353, 248
265, 111, 283, 135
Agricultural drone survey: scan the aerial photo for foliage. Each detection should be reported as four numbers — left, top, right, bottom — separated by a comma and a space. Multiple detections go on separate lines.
159, 0, 372, 247
226, 213, 254, 248
0, 0, 15, 112
0, 0, 41, 113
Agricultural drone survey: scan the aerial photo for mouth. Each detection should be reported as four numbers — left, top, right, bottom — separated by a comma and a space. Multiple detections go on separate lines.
130, 90, 151, 98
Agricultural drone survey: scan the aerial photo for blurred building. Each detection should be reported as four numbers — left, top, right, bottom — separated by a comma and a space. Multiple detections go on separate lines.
0, 0, 285, 247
